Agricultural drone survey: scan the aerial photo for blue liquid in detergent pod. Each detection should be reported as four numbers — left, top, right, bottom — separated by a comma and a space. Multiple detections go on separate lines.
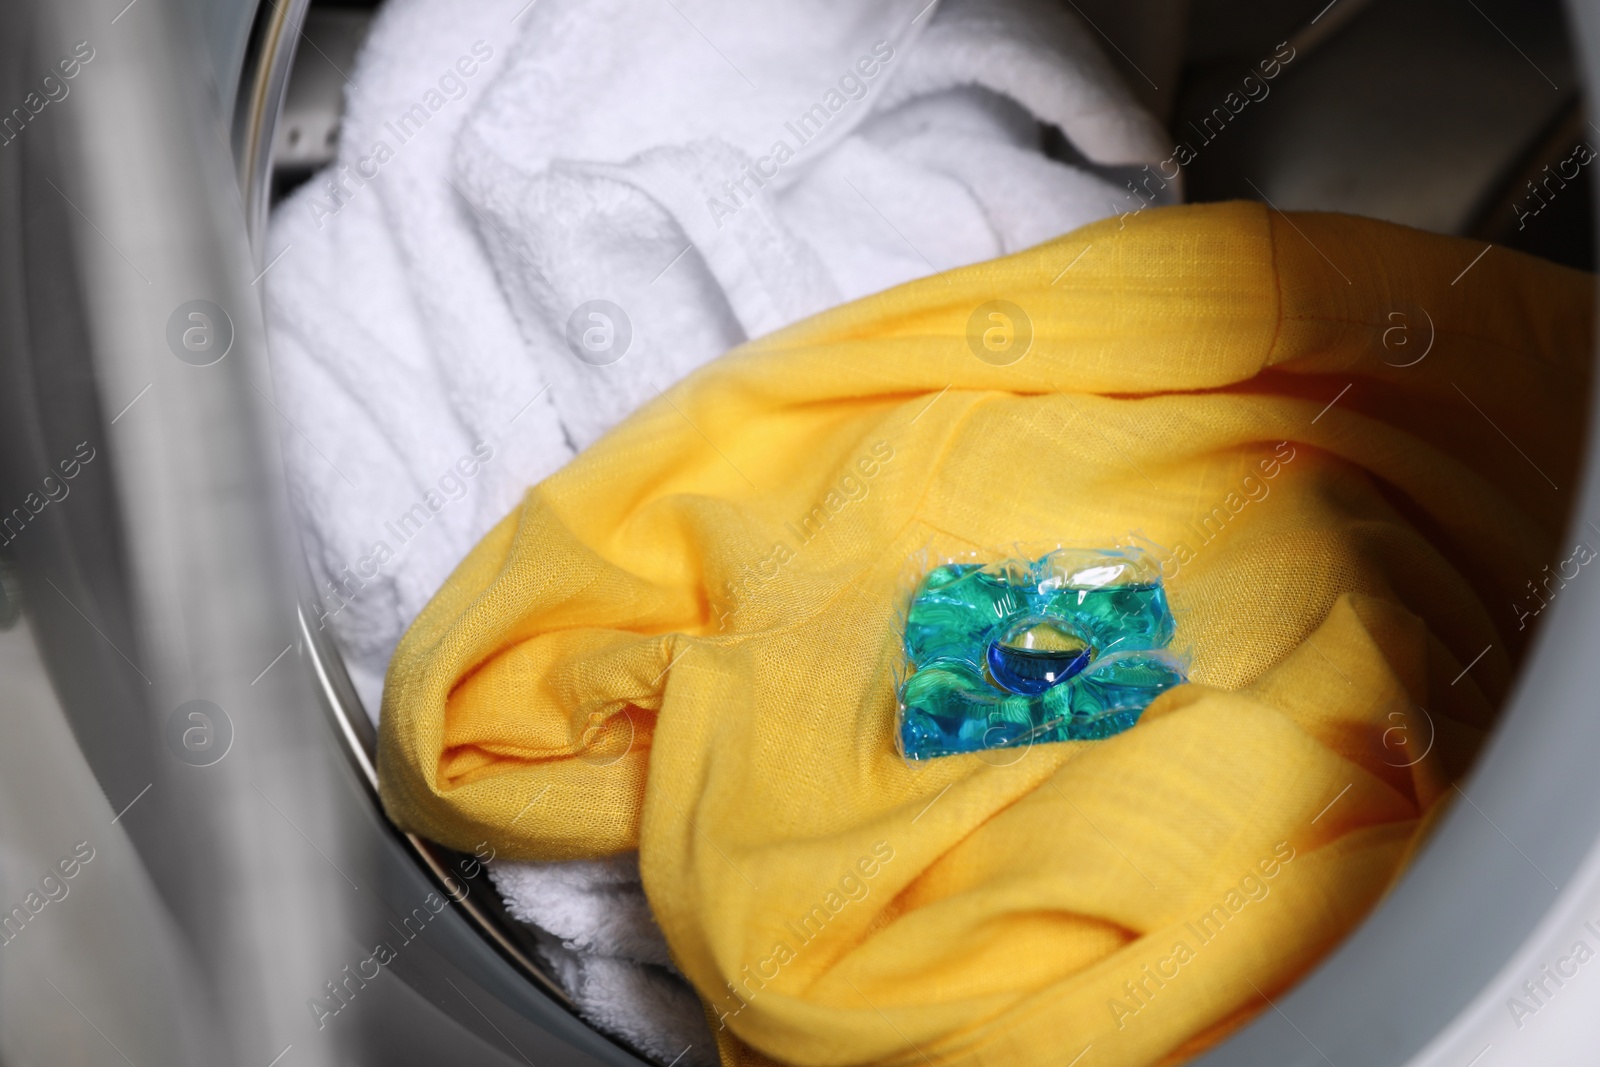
898, 549, 1186, 759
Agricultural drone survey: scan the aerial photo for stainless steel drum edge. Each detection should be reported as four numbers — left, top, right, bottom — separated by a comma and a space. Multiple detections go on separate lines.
295, 602, 588, 1018
234, 0, 309, 261
298, 603, 380, 790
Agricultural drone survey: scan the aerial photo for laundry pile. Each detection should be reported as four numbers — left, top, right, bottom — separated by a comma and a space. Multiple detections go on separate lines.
264, 0, 1170, 1059
376, 203, 1592, 1067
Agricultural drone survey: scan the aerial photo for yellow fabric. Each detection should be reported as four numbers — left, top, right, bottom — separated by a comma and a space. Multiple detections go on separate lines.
377, 202, 1592, 1067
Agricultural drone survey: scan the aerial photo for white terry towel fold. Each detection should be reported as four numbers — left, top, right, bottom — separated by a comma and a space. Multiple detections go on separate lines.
489, 855, 715, 1063
264, 0, 1171, 1060
455, 0, 1168, 450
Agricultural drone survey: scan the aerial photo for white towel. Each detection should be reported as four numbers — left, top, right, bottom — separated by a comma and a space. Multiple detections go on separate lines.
264, 0, 1171, 1058
454, 0, 1169, 454
489, 855, 716, 1063
265, 0, 558, 712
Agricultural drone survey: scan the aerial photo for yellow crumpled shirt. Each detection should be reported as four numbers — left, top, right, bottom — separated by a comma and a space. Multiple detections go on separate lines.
377, 202, 1591, 1067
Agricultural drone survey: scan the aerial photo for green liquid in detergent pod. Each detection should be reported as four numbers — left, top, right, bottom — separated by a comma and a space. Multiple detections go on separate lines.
898, 549, 1185, 759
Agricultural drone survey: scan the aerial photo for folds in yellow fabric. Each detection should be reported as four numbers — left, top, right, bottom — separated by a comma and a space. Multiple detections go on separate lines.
378, 202, 1591, 1067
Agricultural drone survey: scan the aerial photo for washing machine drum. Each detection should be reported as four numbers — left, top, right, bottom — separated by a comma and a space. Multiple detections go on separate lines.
1, 0, 1598, 1065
